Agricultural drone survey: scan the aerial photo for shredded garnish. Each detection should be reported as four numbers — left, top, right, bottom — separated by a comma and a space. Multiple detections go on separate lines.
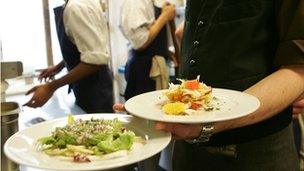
162, 76, 214, 115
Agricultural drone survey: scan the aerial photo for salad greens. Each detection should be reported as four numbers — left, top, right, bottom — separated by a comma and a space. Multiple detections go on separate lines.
38, 115, 136, 157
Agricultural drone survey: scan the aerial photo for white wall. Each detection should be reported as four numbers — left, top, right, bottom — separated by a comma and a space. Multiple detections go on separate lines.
0, 0, 47, 72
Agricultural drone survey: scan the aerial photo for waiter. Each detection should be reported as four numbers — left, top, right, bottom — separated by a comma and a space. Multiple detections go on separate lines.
25, 0, 113, 113
155, 0, 304, 170
120, 0, 176, 101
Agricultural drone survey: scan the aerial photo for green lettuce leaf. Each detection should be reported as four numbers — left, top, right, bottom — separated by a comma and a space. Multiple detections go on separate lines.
38, 136, 56, 145
97, 131, 135, 153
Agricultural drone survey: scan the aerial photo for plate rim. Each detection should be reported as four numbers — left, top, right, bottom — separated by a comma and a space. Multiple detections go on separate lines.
4, 113, 172, 171
125, 88, 260, 123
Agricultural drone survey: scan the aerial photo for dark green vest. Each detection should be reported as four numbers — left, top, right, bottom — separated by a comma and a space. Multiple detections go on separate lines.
180, 0, 291, 145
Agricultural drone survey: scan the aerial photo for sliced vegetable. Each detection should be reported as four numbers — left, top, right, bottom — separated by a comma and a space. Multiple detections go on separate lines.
67, 114, 75, 125
162, 102, 186, 115
190, 102, 202, 110
185, 79, 200, 90
66, 145, 94, 154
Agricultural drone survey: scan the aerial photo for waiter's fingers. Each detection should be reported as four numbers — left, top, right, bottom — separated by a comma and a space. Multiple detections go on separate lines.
293, 107, 303, 115
155, 122, 201, 139
113, 103, 126, 112
155, 122, 184, 139
293, 100, 304, 108
23, 98, 37, 108
38, 77, 42, 82
25, 87, 37, 95
38, 71, 45, 79
38, 70, 48, 82
47, 75, 55, 82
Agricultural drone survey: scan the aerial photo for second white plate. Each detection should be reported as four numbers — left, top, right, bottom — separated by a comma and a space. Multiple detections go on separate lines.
125, 88, 260, 123
4, 114, 171, 171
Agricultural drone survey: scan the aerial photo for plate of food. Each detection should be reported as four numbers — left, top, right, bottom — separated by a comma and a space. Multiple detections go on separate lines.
4, 114, 171, 171
125, 77, 260, 123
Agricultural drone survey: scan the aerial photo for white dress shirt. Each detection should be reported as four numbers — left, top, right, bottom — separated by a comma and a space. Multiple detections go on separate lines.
120, 0, 173, 50
63, 0, 110, 65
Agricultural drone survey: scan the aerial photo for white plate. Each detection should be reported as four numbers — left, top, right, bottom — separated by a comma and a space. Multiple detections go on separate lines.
125, 88, 260, 123
4, 114, 171, 171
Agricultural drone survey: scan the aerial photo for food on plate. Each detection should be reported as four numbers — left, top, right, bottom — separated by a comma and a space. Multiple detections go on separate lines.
162, 76, 214, 115
37, 115, 143, 162
162, 102, 186, 115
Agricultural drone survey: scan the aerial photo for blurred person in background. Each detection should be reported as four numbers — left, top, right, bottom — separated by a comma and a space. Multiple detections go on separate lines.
120, 0, 176, 171
174, 20, 184, 44
24, 0, 113, 113
120, 0, 176, 101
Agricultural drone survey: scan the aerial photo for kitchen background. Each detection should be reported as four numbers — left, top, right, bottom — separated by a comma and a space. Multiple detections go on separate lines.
0, 0, 185, 103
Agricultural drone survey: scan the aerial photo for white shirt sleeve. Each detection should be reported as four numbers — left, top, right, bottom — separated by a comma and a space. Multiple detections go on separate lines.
63, 0, 110, 65
120, 0, 155, 49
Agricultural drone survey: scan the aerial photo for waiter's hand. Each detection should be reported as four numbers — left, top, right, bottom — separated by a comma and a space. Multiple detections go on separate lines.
113, 103, 126, 112
24, 83, 55, 108
113, 103, 201, 139
155, 122, 201, 139
161, 4, 176, 22
38, 65, 61, 82
293, 99, 304, 118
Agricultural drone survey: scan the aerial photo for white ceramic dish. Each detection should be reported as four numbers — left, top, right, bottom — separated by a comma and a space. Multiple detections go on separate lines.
125, 88, 260, 123
4, 114, 171, 171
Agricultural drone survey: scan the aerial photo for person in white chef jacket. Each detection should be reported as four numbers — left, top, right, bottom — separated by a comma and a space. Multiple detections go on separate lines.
120, 0, 176, 170
25, 0, 114, 113
120, 0, 175, 100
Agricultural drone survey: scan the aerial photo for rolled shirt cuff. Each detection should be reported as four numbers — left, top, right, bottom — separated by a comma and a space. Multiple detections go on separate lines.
129, 27, 149, 50
80, 51, 110, 65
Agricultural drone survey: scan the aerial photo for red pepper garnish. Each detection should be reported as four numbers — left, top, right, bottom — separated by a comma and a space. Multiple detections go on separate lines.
190, 103, 202, 110
185, 79, 200, 90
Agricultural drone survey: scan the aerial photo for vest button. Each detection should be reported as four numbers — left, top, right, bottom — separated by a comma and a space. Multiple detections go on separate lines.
193, 41, 200, 47
189, 59, 196, 65
198, 21, 204, 26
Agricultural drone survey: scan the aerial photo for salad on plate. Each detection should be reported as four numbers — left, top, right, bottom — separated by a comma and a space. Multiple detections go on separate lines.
37, 115, 144, 163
